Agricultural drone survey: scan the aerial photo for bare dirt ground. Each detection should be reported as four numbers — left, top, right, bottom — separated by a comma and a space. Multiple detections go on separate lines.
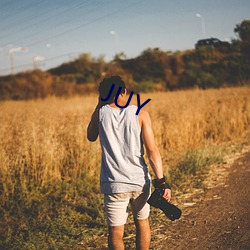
150, 146, 250, 250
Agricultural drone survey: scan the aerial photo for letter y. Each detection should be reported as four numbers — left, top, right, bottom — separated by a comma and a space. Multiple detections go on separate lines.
136, 94, 151, 115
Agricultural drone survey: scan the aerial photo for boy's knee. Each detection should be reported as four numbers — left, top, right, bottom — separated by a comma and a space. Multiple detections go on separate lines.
108, 225, 125, 249
109, 225, 125, 238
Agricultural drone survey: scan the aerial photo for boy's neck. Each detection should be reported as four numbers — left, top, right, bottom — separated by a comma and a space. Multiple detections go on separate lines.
109, 98, 127, 109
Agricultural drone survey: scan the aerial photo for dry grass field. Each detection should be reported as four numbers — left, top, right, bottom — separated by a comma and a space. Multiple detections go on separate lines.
0, 87, 249, 249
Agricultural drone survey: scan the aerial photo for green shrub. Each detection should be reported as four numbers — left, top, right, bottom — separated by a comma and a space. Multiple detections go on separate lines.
134, 81, 155, 93
168, 146, 224, 190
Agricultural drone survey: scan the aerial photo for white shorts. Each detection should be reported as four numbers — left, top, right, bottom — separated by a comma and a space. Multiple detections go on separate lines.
104, 188, 151, 227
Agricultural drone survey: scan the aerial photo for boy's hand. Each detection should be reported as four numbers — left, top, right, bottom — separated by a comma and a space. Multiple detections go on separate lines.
163, 188, 171, 202
153, 177, 171, 202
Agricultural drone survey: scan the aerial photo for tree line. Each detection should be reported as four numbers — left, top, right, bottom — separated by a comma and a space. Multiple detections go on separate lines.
0, 20, 249, 100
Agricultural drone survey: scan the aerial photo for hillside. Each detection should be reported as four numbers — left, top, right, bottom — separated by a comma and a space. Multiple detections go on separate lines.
0, 20, 249, 100
0, 46, 249, 101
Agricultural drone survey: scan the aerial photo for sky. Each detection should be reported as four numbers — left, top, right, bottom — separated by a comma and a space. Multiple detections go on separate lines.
0, 0, 249, 76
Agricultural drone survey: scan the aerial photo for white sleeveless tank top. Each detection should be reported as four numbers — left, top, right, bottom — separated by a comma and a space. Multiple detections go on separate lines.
99, 105, 151, 194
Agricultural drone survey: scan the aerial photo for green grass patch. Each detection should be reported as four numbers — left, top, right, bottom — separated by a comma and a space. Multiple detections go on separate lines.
167, 145, 224, 191
0, 145, 225, 249
0, 175, 106, 249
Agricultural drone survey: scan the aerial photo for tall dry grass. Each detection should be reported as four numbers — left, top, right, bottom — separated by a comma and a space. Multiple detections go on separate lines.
144, 88, 250, 158
0, 88, 249, 200
0, 87, 249, 249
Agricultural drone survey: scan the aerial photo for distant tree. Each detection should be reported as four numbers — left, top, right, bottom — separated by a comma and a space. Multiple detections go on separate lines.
49, 53, 98, 83
234, 19, 250, 57
0, 70, 54, 100
235, 20, 250, 43
114, 52, 127, 61
120, 48, 168, 83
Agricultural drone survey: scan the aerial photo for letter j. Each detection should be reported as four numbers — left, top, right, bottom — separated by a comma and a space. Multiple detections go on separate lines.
100, 84, 115, 101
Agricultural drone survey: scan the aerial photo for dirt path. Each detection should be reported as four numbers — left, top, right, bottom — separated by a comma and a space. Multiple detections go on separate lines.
152, 150, 250, 250
84, 146, 250, 249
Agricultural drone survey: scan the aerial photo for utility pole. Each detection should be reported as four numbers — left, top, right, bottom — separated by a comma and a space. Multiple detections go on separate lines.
9, 50, 14, 74
9, 47, 29, 74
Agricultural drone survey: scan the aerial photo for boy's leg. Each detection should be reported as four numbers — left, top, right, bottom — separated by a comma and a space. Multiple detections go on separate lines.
131, 188, 151, 249
104, 193, 130, 249
108, 225, 125, 250
134, 218, 151, 250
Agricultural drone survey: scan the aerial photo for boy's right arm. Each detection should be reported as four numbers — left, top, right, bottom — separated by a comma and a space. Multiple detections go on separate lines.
87, 97, 107, 142
87, 109, 99, 142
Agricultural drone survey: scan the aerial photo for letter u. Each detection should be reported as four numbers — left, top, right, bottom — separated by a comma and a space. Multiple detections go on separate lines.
114, 87, 134, 108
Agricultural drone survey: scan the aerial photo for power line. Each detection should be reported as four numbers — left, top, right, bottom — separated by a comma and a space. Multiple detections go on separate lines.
25, 0, 146, 48
2, 0, 145, 49
0, 0, 146, 75
0, 0, 45, 24
0, 51, 79, 74
1, 0, 103, 46
0, 0, 82, 36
